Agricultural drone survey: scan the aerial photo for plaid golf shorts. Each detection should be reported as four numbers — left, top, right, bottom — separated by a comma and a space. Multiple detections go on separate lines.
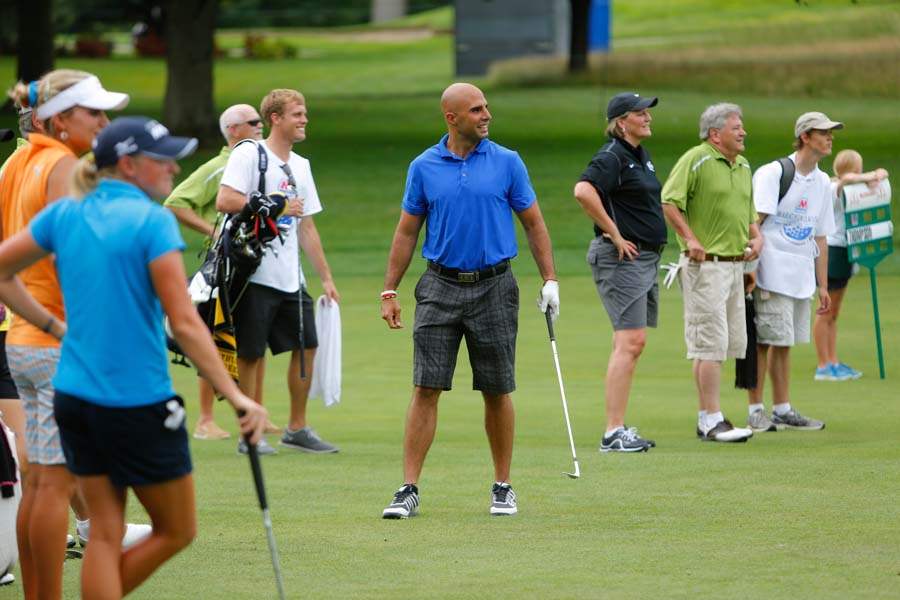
412, 267, 519, 394
7, 345, 63, 465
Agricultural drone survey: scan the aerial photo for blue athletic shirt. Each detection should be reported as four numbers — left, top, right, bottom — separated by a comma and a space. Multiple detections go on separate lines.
402, 135, 536, 270
29, 179, 186, 407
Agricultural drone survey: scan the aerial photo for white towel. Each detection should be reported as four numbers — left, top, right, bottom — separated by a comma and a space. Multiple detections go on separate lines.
309, 295, 341, 407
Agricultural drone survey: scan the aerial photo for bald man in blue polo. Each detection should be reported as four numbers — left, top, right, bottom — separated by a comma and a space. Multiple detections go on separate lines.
379, 83, 559, 519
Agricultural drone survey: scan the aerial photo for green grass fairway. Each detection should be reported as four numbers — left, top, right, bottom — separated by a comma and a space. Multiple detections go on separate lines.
1, 4, 898, 597
60, 273, 899, 599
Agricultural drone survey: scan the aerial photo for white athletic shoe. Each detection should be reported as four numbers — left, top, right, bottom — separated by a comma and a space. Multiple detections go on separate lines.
0, 572, 15, 585
78, 522, 153, 549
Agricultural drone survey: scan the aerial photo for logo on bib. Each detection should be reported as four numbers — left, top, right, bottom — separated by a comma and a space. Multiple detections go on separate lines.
646, 161, 655, 172
781, 197, 814, 242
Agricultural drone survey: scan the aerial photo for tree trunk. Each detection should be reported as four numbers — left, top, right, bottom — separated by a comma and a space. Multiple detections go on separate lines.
163, 0, 219, 144
568, 0, 590, 73
16, 0, 54, 83
371, 0, 408, 23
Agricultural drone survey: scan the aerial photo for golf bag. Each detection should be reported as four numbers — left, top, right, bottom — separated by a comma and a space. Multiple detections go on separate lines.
171, 141, 287, 376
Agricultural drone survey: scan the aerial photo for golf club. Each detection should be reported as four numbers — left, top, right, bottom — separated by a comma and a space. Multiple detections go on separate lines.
242, 426, 287, 600
544, 309, 580, 479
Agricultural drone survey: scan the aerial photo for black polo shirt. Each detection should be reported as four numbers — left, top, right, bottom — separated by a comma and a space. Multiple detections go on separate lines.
579, 137, 667, 246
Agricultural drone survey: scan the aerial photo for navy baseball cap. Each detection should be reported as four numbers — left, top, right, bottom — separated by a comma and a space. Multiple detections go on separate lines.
0, 129, 13, 142
607, 92, 658, 120
93, 116, 197, 169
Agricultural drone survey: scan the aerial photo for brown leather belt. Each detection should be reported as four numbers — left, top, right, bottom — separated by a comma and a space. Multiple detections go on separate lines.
682, 252, 744, 262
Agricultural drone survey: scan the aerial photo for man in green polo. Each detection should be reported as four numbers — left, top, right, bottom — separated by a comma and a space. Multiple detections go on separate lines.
164, 103, 266, 441
661, 102, 763, 443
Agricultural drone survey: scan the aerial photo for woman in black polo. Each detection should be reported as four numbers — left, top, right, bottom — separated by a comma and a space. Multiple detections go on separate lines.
573, 92, 668, 453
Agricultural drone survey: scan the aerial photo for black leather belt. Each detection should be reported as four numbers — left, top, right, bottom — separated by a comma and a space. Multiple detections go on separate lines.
427, 260, 509, 283
600, 235, 665, 254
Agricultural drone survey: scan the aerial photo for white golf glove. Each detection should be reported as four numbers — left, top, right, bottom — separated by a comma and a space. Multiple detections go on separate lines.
538, 280, 560, 321
661, 262, 681, 289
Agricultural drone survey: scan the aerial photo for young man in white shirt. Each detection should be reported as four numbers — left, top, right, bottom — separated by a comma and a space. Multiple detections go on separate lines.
218, 88, 340, 455
748, 112, 840, 431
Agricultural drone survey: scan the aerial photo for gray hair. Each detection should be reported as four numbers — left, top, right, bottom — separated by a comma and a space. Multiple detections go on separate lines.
18, 107, 34, 136
699, 103, 742, 140
218, 104, 257, 141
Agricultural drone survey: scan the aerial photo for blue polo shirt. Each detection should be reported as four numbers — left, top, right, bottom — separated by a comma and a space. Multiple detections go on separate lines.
402, 135, 536, 270
29, 179, 185, 408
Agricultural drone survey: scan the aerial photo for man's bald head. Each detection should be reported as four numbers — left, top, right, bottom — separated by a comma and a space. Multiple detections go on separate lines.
440, 82, 491, 146
441, 82, 484, 114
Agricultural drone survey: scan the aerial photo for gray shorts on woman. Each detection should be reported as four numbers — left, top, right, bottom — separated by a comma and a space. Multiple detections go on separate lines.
587, 237, 661, 330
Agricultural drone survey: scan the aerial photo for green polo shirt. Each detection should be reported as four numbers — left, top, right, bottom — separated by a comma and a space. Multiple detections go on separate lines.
163, 145, 230, 226
661, 142, 756, 256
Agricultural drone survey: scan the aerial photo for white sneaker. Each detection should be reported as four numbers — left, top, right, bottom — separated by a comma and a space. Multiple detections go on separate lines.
77, 522, 153, 549
0, 572, 14, 585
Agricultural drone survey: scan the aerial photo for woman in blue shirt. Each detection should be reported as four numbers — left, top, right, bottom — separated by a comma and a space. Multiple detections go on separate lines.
0, 116, 267, 599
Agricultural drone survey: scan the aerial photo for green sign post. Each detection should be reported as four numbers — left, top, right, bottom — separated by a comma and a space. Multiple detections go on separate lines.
844, 179, 892, 379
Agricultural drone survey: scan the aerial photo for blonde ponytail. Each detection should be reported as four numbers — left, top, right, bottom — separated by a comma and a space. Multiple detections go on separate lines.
70, 156, 99, 198
6, 81, 30, 109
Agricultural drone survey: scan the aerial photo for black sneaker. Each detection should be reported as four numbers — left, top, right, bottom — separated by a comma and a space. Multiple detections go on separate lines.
600, 427, 650, 452
490, 482, 517, 516
382, 484, 419, 519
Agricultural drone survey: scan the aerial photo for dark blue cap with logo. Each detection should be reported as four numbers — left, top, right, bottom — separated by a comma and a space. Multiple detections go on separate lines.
93, 116, 197, 169
606, 92, 659, 121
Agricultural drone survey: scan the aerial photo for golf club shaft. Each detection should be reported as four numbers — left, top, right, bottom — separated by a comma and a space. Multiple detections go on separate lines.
297, 217, 306, 379
545, 311, 579, 468
243, 433, 287, 598
262, 508, 287, 600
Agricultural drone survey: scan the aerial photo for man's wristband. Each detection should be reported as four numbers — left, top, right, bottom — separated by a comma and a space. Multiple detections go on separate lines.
380, 290, 398, 301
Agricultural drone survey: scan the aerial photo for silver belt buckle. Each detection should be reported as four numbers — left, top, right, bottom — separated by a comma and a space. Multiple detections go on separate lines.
458, 271, 477, 283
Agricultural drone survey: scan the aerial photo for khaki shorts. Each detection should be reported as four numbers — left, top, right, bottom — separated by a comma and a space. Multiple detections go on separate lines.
753, 289, 810, 347
679, 256, 746, 361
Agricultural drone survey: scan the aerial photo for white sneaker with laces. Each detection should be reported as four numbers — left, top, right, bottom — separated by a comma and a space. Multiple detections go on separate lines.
77, 522, 153, 549
490, 482, 517, 516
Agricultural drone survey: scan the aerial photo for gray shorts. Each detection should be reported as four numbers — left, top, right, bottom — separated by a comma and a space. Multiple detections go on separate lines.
7, 345, 64, 465
753, 288, 811, 347
587, 238, 660, 330
413, 268, 518, 394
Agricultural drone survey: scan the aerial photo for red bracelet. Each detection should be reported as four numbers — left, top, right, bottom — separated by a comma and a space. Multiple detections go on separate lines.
380, 290, 397, 301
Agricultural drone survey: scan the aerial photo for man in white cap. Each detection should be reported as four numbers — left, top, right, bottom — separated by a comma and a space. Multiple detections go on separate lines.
746, 112, 841, 431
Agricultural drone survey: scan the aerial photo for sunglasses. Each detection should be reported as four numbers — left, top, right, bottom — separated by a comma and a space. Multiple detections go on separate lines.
232, 118, 263, 127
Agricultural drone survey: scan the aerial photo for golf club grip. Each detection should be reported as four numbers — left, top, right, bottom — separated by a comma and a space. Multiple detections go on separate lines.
236, 409, 269, 510
545, 309, 555, 340
245, 439, 269, 510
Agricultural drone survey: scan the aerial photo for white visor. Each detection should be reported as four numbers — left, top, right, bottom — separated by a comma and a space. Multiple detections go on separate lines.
36, 76, 130, 121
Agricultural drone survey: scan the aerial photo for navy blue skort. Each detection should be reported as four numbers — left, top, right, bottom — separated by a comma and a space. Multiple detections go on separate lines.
54, 391, 192, 487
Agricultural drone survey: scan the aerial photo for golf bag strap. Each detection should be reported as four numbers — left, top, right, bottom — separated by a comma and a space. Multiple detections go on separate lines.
213, 138, 271, 258
777, 156, 794, 205
232, 138, 268, 196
